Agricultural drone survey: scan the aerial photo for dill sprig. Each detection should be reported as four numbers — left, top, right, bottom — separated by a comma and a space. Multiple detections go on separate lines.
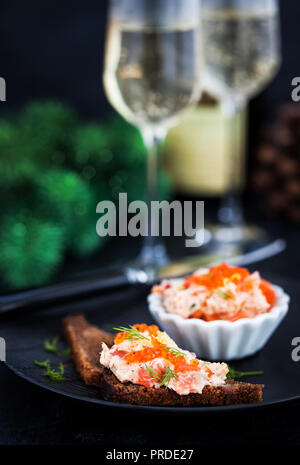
113, 326, 150, 342
59, 362, 65, 374
34, 359, 66, 382
44, 336, 60, 354
227, 366, 264, 379
59, 347, 72, 357
145, 364, 161, 382
159, 367, 178, 387
167, 347, 186, 357
44, 336, 72, 357
43, 362, 66, 382
145, 364, 178, 388
217, 290, 233, 300
34, 359, 51, 369
43, 368, 66, 382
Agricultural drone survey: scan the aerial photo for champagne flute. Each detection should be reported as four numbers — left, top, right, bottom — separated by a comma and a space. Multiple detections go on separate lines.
103, 0, 202, 281
202, 0, 281, 245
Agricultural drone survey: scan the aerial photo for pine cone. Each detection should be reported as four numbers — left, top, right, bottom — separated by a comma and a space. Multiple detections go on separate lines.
252, 103, 300, 222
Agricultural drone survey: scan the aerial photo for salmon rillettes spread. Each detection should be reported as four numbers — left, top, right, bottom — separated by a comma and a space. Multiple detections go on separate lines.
100, 324, 228, 396
152, 263, 277, 322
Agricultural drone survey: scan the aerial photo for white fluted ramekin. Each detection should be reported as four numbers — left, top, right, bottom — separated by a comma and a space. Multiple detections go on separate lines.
148, 283, 290, 361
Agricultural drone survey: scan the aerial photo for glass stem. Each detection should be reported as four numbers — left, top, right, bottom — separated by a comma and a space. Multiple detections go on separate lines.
218, 100, 245, 226
140, 126, 168, 267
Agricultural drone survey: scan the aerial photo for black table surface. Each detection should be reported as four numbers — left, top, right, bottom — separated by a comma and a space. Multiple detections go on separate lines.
1, 362, 300, 447
1, 224, 300, 447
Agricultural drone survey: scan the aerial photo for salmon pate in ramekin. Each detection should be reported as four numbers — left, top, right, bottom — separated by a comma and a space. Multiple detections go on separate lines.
148, 263, 290, 360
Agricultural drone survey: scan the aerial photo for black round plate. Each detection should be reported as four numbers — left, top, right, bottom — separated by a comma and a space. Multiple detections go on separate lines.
2, 275, 300, 413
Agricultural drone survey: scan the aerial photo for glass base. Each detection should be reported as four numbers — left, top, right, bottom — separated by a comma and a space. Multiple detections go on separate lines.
124, 233, 285, 284
207, 223, 266, 245
125, 244, 169, 283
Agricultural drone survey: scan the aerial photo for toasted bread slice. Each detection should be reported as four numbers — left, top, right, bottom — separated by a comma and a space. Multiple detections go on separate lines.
62, 314, 114, 386
100, 368, 263, 406
63, 314, 263, 406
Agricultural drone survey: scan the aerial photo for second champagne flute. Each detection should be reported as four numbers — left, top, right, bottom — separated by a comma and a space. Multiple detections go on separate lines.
103, 0, 202, 282
202, 0, 281, 246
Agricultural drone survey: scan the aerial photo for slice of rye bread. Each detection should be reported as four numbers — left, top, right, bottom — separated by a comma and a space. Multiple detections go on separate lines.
63, 314, 263, 406
100, 368, 263, 406
62, 314, 114, 386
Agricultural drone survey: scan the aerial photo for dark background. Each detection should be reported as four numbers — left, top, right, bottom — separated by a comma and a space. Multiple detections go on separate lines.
1, 0, 300, 448
1, 0, 299, 121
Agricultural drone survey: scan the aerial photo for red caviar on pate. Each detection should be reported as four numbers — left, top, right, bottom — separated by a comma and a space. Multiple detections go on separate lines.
152, 263, 276, 322
100, 324, 228, 395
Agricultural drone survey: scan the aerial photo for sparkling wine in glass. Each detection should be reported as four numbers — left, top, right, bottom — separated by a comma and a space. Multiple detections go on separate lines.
202, 0, 281, 245
103, 0, 202, 281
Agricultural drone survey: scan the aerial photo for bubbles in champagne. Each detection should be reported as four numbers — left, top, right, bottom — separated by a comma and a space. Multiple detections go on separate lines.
104, 23, 201, 128
202, 9, 281, 103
